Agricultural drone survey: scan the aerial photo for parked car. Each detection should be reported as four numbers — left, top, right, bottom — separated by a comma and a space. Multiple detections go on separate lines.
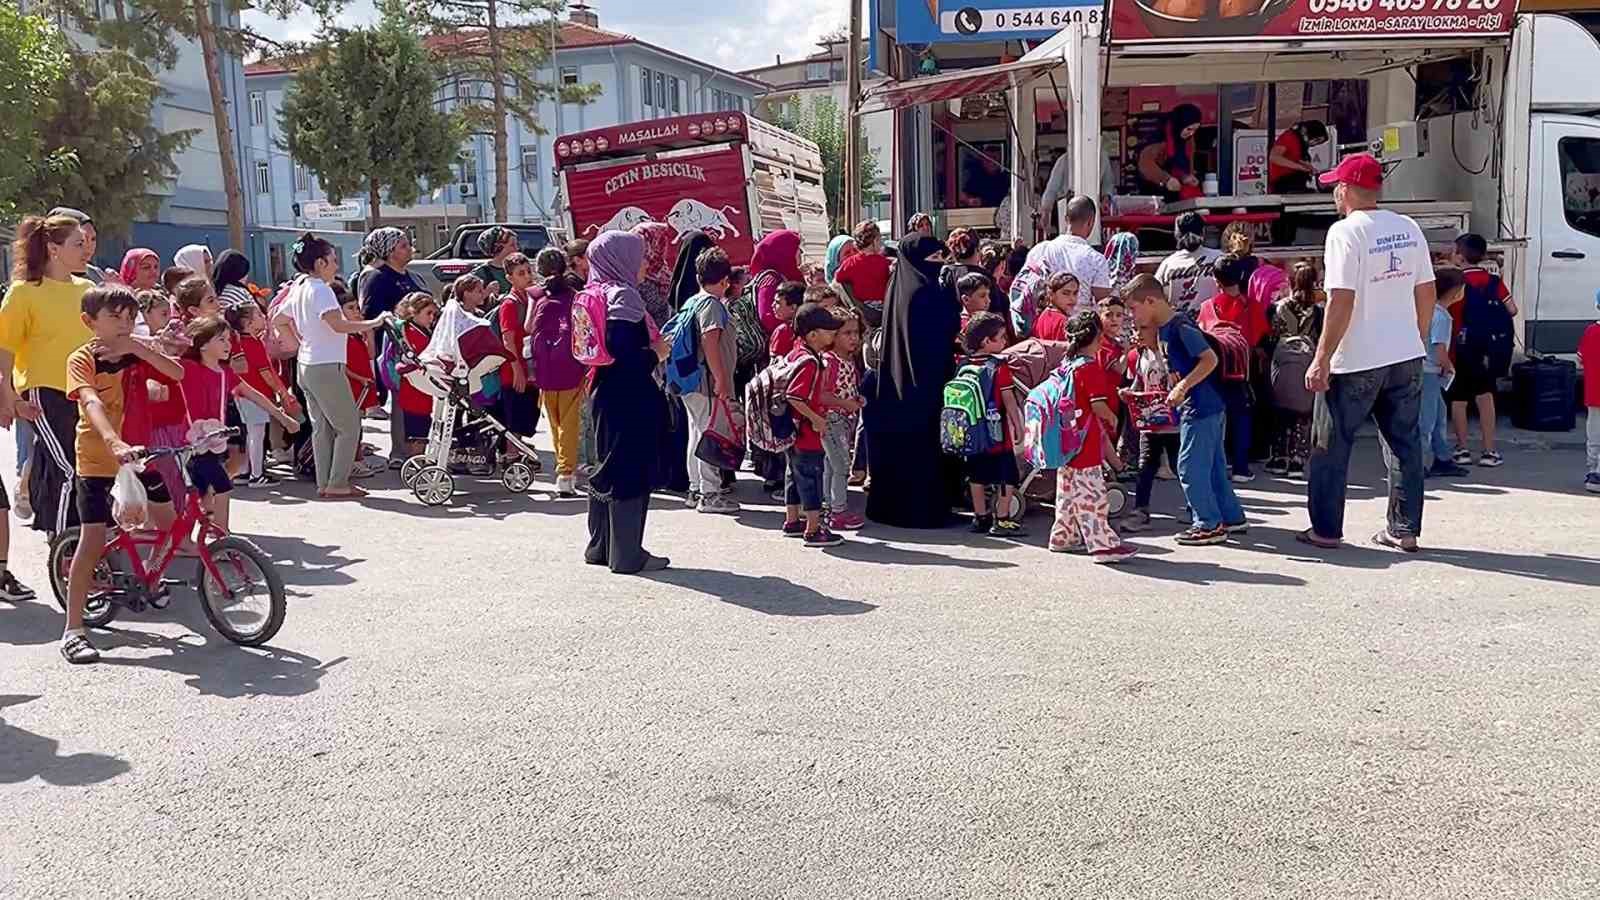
408, 223, 557, 296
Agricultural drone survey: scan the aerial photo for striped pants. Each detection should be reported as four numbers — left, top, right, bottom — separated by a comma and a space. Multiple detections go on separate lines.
27, 388, 79, 536
1049, 466, 1119, 553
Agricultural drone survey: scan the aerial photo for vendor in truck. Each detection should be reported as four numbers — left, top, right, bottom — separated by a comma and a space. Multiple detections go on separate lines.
1268, 120, 1331, 193
1137, 103, 1204, 202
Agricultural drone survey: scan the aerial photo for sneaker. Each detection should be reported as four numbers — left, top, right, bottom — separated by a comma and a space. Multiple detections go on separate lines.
830, 511, 866, 530
1091, 544, 1139, 565
1176, 525, 1228, 546
847, 471, 867, 486
1224, 520, 1250, 534
1585, 472, 1600, 493
782, 519, 806, 538
365, 407, 389, 420
684, 490, 702, 509
271, 448, 293, 465
556, 475, 579, 498
969, 515, 993, 534
1427, 460, 1470, 478
989, 518, 1027, 537
1265, 458, 1290, 476
1287, 460, 1306, 479
1479, 450, 1504, 468
60, 633, 100, 665
1048, 541, 1086, 554
1121, 509, 1152, 533
1230, 471, 1255, 484
698, 493, 740, 514
803, 528, 844, 548
0, 571, 36, 603
1452, 446, 1473, 465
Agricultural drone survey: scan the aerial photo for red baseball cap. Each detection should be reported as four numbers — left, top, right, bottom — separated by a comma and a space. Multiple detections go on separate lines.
1318, 153, 1382, 190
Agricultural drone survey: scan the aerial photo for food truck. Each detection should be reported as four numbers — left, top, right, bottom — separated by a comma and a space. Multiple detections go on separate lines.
553, 112, 830, 267
863, 4, 1600, 354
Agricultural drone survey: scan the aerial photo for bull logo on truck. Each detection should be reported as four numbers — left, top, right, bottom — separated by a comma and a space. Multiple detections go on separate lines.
665, 199, 742, 242
585, 206, 656, 236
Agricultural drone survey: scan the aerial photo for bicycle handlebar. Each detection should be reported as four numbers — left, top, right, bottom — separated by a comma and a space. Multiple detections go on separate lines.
134, 427, 240, 462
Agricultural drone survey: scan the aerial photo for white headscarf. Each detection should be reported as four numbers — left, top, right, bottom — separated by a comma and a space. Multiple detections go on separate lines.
174, 244, 212, 277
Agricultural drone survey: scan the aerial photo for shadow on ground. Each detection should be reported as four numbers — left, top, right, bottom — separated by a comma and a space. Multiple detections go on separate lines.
0, 695, 131, 786
644, 567, 876, 617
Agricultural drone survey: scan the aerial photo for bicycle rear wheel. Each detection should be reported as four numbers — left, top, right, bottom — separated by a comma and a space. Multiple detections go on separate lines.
197, 536, 286, 646
47, 528, 119, 628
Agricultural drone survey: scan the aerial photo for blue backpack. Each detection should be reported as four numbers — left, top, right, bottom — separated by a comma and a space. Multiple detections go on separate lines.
1022, 357, 1091, 470
662, 295, 711, 396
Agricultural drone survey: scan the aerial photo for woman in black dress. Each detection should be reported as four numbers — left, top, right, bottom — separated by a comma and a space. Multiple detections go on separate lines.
583, 231, 671, 574
863, 234, 962, 528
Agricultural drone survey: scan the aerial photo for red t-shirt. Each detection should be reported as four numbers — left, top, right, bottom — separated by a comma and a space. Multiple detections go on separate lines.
1069, 359, 1113, 470
783, 345, 826, 452
1267, 129, 1305, 187
835, 252, 891, 306
1199, 292, 1271, 347
238, 334, 274, 399
1095, 337, 1125, 414
1580, 322, 1600, 408
180, 358, 240, 425
346, 335, 378, 409
497, 290, 533, 386
1033, 308, 1068, 342
121, 361, 180, 447
769, 322, 797, 359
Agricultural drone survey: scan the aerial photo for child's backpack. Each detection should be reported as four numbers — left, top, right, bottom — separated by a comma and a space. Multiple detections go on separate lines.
570, 282, 614, 366
1458, 272, 1514, 377
1270, 335, 1316, 415
940, 357, 1004, 457
743, 354, 811, 454
1199, 318, 1251, 381
1021, 357, 1091, 471
730, 270, 779, 372
661, 296, 710, 396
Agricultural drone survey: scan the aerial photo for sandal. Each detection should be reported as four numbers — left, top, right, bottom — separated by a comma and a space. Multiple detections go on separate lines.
60, 634, 101, 665
1295, 528, 1340, 549
319, 485, 368, 500
1371, 530, 1419, 553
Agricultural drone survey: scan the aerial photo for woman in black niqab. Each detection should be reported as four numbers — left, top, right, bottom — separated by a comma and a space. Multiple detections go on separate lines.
863, 234, 962, 528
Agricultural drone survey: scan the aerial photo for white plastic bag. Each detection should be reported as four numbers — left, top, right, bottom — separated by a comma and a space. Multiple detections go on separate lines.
111, 465, 149, 528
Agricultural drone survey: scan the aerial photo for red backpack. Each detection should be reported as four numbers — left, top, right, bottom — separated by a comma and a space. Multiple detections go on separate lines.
1199, 319, 1251, 382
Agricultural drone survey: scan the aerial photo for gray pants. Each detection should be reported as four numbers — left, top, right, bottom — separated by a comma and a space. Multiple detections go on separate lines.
681, 392, 722, 496
299, 361, 361, 491
822, 412, 854, 512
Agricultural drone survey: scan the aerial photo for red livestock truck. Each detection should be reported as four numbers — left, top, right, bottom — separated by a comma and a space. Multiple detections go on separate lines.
554, 112, 830, 266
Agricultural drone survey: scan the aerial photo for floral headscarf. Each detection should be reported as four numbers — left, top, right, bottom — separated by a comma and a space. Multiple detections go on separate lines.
476, 226, 514, 258
119, 248, 160, 289
587, 231, 647, 324
1104, 232, 1140, 293
364, 226, 408, 263
631, 222, 676, 296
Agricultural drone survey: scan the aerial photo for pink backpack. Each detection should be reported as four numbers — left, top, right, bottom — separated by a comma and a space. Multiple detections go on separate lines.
570, 282, 613, 366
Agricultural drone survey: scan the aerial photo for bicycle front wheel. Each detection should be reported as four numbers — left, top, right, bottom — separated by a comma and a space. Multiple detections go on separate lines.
197, 536, 286, 646
48, 528, 119, 628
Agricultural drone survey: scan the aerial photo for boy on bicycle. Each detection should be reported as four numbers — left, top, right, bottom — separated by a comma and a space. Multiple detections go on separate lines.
61, 285, 185, 665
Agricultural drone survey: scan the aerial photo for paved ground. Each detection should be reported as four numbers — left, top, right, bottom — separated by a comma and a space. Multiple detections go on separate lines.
2, 417, 1597, 898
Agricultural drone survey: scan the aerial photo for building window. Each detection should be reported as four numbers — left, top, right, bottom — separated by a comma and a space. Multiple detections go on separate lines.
711, 89, 722, 112
253, 161, 270, 195
293, 162, 309, 192
668, 75, 681, 113
640, 67, 653, 107
806, 61, 829, 82
249, 91, 265, 126
561, 66, 579, 87
520, 146, 539, 181
456, 79, 474, 100
655, 72, 667, 114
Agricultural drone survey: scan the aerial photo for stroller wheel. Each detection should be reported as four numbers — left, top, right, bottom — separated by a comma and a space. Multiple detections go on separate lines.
501, 461, 535, 494
1106, 484, 1128, 518
412, 466, 455, 506
400, 454, 428, 488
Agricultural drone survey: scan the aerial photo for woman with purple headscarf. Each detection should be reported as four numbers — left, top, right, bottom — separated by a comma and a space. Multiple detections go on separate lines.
583, 231, 672, 574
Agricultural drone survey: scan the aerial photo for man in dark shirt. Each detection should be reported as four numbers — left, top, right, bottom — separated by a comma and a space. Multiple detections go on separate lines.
357, 227, 424, 446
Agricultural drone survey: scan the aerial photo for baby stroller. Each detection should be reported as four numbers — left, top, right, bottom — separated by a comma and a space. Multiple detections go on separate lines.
382, 318, 542, 507
1001, 339, 1128, 520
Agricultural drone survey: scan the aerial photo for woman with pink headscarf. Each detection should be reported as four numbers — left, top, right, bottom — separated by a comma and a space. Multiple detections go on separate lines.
118, 248, 161, 290
630, 222, 677, 324
749, 230, 804, 334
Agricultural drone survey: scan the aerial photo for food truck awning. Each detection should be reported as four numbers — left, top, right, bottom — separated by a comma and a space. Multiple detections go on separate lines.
856, 28, 1072, 114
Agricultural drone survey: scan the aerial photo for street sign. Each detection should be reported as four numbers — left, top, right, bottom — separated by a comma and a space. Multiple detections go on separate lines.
301, 200, 364, 221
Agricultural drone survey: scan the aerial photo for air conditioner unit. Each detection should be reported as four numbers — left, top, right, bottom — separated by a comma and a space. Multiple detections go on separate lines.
458, 182, 478, 198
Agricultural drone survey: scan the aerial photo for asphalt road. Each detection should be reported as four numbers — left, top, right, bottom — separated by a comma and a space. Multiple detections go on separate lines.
2, 420, 1597, 898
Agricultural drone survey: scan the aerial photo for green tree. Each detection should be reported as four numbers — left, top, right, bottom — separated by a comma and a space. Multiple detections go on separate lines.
279, 21, 466, 230
0, 8, 70, 225
17, 50, 194, 238
769, 94, 880, 233
417, 0, 599, 220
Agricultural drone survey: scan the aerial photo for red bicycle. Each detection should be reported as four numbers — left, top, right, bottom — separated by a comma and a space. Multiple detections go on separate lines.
47, 428, 286, 646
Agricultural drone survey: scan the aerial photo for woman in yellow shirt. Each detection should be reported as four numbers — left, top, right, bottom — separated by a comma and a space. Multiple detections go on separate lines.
0, 213, 94, 538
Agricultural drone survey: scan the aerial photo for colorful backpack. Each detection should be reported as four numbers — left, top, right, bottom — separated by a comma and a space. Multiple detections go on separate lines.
743, 354, 810, 454
570, 282, 614, 366
940, 358, 1004, 457
662, 295, 710, 396
1021, 357, 1091, 471
730, 270, 779, 372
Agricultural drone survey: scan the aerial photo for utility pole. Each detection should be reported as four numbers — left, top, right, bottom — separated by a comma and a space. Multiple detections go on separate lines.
843, 0, 864, 229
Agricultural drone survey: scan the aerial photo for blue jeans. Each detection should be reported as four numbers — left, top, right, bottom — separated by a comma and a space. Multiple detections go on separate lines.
1307, 358, 1425, 540
1178, 410, 1243, 530
1418, 371, 1451, 467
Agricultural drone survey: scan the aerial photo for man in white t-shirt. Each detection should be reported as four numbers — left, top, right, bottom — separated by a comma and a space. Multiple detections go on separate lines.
1302, 154, 1436, 552
1025, 195, 1111, 317
1154, 212, 1222, 316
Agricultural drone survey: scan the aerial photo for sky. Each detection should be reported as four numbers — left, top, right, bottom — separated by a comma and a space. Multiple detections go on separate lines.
242, 0, 851, 74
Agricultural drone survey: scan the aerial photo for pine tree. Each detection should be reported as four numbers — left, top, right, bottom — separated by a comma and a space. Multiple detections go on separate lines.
417, 0, 599, 220
278, 21, 466, 231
